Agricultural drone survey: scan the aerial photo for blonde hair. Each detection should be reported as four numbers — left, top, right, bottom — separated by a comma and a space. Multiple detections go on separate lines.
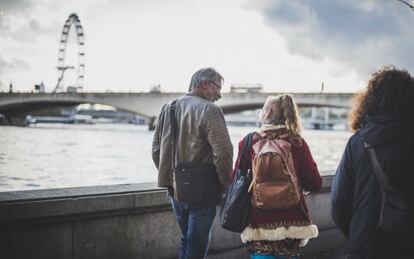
260, 94, 302, 137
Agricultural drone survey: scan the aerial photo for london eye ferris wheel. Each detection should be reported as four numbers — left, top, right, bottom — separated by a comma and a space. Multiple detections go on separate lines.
53, 13, 85, 93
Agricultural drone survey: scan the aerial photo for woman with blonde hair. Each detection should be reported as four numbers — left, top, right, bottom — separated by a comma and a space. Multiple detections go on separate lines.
232, 94, 322, 259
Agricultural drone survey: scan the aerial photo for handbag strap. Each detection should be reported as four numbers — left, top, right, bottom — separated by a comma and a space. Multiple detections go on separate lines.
170, 99, 178, 169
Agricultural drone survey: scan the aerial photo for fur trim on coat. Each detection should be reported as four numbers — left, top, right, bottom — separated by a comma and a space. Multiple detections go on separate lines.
241, 224, 319, 246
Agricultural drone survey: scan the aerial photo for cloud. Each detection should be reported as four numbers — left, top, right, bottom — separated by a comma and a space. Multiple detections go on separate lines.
248, 0, 414, 78
0, 0, 94, 43
0, 0, 52, 43
0, 54, 30, 75
0, 54, 30, 91
0, 0, 33, 13
0, 0, 33, 27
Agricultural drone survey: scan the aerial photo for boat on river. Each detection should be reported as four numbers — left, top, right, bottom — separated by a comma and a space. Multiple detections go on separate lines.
25, 114, 93, 124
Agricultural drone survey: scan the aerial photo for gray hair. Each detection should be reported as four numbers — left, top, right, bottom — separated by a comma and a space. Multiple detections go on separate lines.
188, 67, 224, 91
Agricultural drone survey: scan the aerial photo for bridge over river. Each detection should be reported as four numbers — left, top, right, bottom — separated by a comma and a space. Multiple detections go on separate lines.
0, 92, 353, 126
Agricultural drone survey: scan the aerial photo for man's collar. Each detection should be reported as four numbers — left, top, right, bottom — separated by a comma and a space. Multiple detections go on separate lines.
186, 91, 208, 100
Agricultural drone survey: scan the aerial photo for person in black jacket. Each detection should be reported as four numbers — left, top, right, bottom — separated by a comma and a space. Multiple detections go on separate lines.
331, 66, 414, 259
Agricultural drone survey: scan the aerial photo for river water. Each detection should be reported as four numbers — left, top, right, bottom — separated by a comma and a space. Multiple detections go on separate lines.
0, 124, 351, 192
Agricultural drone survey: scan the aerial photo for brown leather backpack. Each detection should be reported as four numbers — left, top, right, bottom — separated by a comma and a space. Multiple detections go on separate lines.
248, 133, 301, 210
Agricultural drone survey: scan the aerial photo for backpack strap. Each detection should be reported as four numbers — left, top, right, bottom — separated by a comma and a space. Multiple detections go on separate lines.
257, 130, 289, 140
364, 143, 385, 183
364, 142, 399, 193
271, 131, 289, 140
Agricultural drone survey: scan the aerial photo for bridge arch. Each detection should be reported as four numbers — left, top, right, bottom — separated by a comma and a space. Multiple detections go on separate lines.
0, 99, 150, 119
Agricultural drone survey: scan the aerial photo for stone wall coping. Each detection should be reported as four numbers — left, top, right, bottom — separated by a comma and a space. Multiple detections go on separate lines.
0, 182, 161, 203
0, 173, 334, 222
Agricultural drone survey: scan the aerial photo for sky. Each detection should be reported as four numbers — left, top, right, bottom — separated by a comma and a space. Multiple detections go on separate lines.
0, 0, 413, 93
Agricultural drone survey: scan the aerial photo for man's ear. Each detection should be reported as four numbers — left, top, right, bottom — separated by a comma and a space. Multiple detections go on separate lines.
200, 80, 209, 89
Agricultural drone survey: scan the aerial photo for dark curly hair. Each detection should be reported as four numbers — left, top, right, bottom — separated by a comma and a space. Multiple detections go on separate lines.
349, 66, 414, 131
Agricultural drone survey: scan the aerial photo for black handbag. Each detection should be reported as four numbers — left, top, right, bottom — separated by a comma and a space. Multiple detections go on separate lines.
174, 162, 222, 205
170, 100, 222, 205
220, 132, 255, 232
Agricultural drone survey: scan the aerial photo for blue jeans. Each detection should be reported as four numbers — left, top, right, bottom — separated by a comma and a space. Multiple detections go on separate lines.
250, 254, 299, 259
170, 197, 216, 259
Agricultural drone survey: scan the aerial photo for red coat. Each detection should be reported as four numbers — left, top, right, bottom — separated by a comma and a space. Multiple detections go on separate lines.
233, 130, 322, 238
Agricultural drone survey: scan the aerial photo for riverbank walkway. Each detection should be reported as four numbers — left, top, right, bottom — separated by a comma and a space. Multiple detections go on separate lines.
206, 245, 347, 259
304, 246, 347, 259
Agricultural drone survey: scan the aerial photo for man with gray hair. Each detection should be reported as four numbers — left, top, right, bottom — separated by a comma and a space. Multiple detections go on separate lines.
152, 67, 233, 258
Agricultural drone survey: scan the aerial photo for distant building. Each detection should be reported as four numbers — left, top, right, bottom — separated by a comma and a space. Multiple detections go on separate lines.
66, 86, 78, 93
35, 82, 45, 93
229, 83, 262, 93
150, 84, 161, 93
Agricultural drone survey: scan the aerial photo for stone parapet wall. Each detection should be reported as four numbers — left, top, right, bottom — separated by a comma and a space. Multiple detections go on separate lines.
0, 174, 346, 259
